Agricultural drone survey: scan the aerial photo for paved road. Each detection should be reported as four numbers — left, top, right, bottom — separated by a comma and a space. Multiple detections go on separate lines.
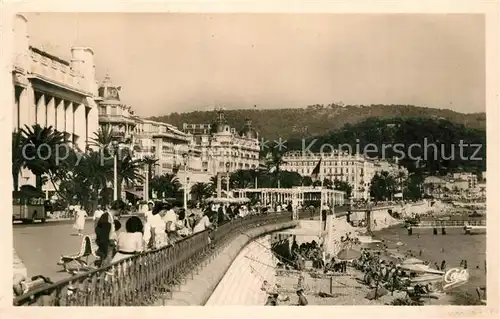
13, 218, 129, 283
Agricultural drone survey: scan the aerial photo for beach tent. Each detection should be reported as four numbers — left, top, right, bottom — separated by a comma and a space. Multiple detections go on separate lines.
336, 248, 361, 261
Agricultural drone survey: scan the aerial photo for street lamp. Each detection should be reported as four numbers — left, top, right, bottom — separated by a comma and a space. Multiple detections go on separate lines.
225, 162, 231, 197
182, 152, 189, 210
112, 140, 119, 201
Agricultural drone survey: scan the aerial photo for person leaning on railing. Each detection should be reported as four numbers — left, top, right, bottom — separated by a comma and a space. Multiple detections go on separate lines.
111, 216, 145, 264
95, 212, 118, 267
143, 202, 169, 249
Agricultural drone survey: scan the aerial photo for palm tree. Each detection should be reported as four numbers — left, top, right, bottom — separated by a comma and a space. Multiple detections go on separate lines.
230, 169, 254, 189
266, 150, 287, 188
190, 182, 212, 201
20, 124, 66, 190
117, 154, 144, 198
142, 156, 159, 199
90, 126, 114, 154
150, 173, 182, 199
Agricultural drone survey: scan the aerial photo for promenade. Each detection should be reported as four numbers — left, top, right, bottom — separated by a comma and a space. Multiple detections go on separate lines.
13, 212, 297, 306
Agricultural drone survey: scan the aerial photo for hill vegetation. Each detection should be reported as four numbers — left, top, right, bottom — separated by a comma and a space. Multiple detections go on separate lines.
286, 117, 486, 176
150, 104, 485, 140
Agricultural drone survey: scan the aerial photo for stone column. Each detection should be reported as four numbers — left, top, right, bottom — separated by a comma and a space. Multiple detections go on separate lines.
46, 96, 56, 128
35, 92, 46, 127
18, 84, 34, 128
13, 85, 18, 131
56, 99, 65, 132
65, 101, 74, 139
74, 103, 86, 150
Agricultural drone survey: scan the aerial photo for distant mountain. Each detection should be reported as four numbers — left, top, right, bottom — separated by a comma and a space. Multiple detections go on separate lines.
149, 104, 485, 140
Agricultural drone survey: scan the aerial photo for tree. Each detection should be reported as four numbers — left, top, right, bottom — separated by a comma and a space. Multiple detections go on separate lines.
323, 178, 334, 190
230, 169, 254, 189
20, 124, 67, 190
333, 179, 353, 198
117, 154, 144, 198
266, 150, 287, 188
150, 173, 182, 199
89, 126, 114, 155
370, 171, 396, 201
190, 182, 212, 201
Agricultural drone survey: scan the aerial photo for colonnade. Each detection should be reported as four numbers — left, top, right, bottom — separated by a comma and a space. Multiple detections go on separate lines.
235, 187, 345, 208
13, 83, 98, 152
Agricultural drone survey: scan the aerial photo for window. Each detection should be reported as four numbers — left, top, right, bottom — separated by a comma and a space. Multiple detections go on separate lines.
110, 106, 117, 115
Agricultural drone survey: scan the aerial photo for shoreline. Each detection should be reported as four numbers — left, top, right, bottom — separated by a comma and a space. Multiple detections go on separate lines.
370, 223, 486, 305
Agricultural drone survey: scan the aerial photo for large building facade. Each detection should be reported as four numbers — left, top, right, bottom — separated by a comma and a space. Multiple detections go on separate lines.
183, 110, 261, 175
96, 75, 208, 199
12, 14, 100, 189
281, 151, 407, 200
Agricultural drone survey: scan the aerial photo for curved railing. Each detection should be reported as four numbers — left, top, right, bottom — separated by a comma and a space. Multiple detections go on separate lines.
14, 212, 293, 306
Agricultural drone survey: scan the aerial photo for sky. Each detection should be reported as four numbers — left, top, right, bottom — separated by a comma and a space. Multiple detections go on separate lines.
23, 13, 485, 117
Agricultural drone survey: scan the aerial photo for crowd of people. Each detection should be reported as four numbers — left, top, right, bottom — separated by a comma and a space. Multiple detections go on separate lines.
80, 200, 274, 268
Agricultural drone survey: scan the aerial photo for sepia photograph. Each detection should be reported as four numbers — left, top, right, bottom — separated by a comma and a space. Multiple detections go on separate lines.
8, 10, 491, 309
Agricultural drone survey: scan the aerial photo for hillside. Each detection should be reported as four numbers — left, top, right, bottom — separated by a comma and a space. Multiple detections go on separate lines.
286, 117, 486, 175
149, 104, 485, 140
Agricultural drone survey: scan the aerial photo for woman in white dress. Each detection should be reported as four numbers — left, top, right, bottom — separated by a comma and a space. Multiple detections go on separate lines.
73, 205, 88, 236
143, 202, 169, 249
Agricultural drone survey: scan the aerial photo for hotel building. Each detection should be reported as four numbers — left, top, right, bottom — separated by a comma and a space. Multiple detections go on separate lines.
12, 14, 100, 189
183, 110, 261, 175
96, 75, 207, 198
281, 151, 407, 200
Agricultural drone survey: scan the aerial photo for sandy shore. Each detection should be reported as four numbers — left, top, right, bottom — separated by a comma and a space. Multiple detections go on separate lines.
271, 267, 452, 306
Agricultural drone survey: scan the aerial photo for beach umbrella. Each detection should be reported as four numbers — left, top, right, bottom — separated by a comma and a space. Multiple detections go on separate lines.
336, 248, 361, 261
402, 257, 425, 265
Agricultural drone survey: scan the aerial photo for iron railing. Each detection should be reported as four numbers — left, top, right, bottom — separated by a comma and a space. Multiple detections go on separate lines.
14, 212, 292, 306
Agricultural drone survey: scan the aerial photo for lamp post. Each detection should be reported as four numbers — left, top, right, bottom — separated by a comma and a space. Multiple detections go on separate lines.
143, 164, 149, 201
182, 152, 189, 210
225, 162, 230, 197
254, 168, 259, 189
112, 140, 119, 201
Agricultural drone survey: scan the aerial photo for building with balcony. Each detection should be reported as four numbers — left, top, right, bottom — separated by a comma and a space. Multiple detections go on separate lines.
12, 14, 100, 190
96, 75, 209, 199
96, 74, 139, 144
281, 151, 375, 199
183, 110, 261, 175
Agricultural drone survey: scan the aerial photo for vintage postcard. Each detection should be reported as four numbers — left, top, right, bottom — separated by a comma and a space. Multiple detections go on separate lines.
1, 0, 499, 318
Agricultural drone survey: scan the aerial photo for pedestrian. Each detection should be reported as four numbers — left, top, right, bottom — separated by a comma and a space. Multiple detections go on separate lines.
440, 260, 446, 271
296, 289, 308, 306
73, 205, 87, 236
93, 205, 104, 229
143, 202, 169, 249
162, 203, 178, 244
176, 208, 192, 238
111, 216, 145, 264
95, 212, 116, 267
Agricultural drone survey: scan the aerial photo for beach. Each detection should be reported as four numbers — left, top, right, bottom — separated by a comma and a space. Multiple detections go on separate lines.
372, 225, 486, 304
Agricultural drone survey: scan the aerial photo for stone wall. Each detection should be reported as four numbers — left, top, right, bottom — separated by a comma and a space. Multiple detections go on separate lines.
153, 220, 297, 306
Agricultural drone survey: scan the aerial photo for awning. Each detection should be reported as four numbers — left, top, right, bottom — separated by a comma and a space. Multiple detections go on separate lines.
125, 190, 144, 198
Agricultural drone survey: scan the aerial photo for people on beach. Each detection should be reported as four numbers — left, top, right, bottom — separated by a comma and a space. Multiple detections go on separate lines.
296, 289, 308, 306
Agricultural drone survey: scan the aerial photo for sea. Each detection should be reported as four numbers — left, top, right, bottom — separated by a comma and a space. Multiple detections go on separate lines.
373, 225, 486, 305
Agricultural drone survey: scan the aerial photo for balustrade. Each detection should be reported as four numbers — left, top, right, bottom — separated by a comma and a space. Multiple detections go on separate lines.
13, 212, 292, 306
